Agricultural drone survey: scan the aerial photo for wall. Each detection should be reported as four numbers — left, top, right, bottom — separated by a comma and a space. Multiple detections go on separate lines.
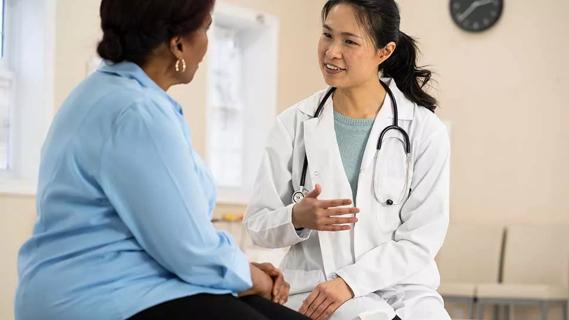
396, 0, 569, 225
1, 0, 568, 319
0, 195, 35, 320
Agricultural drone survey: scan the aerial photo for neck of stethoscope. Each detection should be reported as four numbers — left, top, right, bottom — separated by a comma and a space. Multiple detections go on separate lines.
318, 80, 398, 127
379, 80, 398, 127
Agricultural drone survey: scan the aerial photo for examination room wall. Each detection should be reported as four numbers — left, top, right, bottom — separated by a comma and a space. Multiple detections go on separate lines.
1, 0, 568, 319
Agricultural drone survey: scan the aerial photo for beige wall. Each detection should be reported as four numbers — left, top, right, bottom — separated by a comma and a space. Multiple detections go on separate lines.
0, 195, 35, 320
396, 0, 569, 226
1, 0, 568, 319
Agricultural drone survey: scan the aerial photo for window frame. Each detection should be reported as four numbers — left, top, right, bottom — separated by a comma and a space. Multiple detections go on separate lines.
0, 0, 13, 173
206, 3, 278, 204
0, 0, 56, 195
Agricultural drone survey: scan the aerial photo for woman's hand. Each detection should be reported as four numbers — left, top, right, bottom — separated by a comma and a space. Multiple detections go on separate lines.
239, 263, 274, 300
298, 277, 354, 320
292, 184, 359, 231
252, 262, 290, 304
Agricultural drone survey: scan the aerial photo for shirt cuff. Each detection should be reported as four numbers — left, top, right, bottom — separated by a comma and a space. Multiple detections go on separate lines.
225, 248, 253, 294
336, 267, 365, 298
284, 204, 312, 241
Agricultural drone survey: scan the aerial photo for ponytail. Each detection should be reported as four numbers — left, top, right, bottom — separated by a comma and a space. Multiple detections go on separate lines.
382, 31, 437, 112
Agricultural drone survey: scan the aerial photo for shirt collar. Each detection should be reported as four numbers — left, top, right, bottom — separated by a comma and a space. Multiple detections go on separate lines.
97, 60, 184, 115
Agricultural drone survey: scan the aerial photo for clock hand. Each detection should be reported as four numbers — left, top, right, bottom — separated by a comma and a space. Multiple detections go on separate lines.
457, 0, 498, 23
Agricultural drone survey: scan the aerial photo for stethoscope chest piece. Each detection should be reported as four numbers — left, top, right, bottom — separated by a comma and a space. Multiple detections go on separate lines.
292, 190, 306, 204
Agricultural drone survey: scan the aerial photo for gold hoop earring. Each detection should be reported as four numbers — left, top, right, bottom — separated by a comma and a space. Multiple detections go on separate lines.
175, 58, 187, 73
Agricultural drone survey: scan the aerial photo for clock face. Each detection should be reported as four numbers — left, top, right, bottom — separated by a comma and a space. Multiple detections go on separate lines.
450, 0, 503, 32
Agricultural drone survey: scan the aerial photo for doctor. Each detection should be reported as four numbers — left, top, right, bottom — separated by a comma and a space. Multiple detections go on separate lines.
245, 0, 451, 319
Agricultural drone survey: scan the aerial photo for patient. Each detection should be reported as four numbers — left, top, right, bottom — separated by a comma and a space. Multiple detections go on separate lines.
14, 1, 308, 319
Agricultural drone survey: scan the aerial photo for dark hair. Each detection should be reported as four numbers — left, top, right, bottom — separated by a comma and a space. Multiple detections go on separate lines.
322, 0, 437, 112
97, 0, 215, 66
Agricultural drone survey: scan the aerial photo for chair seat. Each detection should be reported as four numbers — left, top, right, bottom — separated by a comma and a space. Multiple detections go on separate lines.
477, 283, 568, 301
439, 282, 477, 297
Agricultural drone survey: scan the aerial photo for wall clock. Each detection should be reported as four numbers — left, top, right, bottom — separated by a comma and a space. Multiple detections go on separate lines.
450, 0, 503, 32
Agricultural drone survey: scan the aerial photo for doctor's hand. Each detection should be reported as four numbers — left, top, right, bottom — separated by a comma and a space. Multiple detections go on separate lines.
252, 262, 290, 304
292, 184, 359, 231
239, 263, 274, 300
299, 277, 354, 320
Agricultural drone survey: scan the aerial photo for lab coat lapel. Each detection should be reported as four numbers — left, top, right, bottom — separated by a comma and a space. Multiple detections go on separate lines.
355, 78, 415, 255
302, 95, 352, 278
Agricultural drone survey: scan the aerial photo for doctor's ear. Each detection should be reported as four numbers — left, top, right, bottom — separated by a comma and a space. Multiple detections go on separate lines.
376, 41, 396, 65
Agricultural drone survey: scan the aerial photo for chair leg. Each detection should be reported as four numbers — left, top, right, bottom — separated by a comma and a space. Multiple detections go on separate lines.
493, 304, 500, 320
504, 304, 512, 320
507, 303, 514, 320
469, 299, 476, 320
540, 301, 549, 320
562, 301, 568, 320
476, 301, 484, 320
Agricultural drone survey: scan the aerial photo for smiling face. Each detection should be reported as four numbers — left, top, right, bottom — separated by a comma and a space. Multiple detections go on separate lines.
318, 3, 388, 89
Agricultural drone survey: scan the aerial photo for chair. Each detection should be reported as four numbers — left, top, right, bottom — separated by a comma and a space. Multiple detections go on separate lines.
436, 224, 505, 319
475, 224, 569, 320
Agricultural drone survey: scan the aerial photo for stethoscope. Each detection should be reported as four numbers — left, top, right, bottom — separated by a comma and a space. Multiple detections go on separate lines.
292, 80, 413, 206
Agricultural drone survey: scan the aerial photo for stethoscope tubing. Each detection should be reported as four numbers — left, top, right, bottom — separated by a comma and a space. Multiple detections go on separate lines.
293, 80, 411, 205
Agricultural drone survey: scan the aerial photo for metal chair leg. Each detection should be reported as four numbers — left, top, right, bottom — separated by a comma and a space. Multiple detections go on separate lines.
493, 304, 500, 320
469, 299, 476, 320
476, 301, 484, 320
540, 301, 549, 320
507, 303, 514, 320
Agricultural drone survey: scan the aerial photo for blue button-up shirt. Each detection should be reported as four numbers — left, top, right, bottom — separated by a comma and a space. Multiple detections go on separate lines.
15, 62, 252, 319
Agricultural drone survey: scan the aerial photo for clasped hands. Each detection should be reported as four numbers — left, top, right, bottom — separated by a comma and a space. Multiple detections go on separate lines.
240, 262, 290, 305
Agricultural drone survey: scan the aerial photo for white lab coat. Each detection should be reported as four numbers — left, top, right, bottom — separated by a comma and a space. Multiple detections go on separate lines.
245, 78, 451, 320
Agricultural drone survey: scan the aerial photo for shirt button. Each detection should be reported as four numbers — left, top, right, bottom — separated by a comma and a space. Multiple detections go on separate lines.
313, 170, 319, 176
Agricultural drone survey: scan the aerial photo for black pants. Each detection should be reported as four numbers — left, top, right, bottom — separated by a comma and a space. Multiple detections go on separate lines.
129, 293, 403, 320
129, 294, 310, 320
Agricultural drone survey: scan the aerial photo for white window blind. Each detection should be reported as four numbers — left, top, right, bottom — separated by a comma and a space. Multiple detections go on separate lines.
0, 0, 55, 194
206, 4, 278, 203
209, 26, 244, 187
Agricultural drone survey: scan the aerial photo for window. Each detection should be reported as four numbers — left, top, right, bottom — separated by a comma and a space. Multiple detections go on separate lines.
0, 0, 55, 194
0, 0, 10, 170
207, 4, 278, 203
0, 73, 10, 171
0, 0, 5, 58
208, 26, 244, 187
